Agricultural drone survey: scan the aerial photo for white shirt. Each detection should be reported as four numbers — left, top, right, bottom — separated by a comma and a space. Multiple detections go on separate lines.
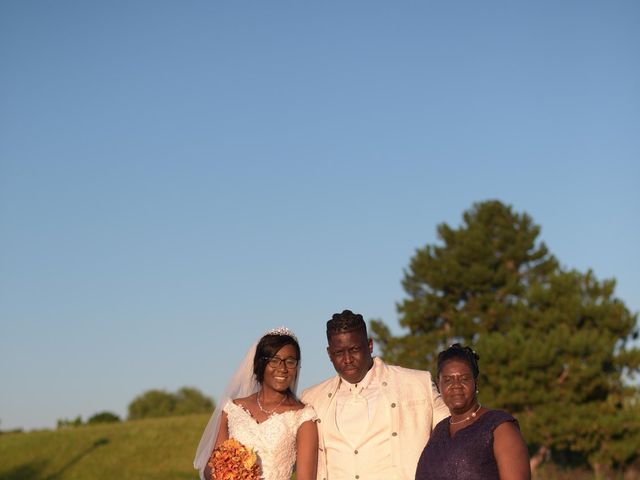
335, 363, 379, 422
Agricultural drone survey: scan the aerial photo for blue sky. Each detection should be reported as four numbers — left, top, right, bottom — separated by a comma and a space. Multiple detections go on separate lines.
1, 1, 638, 431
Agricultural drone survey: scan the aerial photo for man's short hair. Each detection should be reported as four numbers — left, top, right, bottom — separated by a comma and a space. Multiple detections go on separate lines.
326, 309, 367, 343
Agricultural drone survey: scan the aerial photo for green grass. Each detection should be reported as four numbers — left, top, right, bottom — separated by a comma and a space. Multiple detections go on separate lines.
3, 416, 630, 480
0, 414, 210, 480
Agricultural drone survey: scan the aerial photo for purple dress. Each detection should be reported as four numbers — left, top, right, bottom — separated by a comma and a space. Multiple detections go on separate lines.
414, 410, 518, 480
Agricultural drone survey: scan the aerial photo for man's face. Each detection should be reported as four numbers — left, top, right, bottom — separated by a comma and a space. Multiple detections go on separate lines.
327, 330, 374, 384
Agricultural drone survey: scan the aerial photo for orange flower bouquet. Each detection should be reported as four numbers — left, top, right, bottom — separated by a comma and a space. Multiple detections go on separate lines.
207, 438, 261, 480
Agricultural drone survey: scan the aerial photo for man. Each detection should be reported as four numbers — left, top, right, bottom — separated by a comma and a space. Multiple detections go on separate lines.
301, 310, 449, 480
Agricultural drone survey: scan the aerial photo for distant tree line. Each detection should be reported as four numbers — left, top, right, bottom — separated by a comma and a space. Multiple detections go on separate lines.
0, 419, 23, 435
56, 386, 214, 428
128, 387, 214, 420
57, 411, 121, 428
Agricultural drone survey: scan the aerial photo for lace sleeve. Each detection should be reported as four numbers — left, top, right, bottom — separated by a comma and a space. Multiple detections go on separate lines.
296, 405, 317, 428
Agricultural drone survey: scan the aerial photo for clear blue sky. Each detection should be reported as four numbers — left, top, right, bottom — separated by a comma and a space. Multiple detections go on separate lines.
1, 1, 638, 431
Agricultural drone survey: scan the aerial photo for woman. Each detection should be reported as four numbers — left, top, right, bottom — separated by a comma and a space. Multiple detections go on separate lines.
415, 344, 530, 480
194, 327, 318, 480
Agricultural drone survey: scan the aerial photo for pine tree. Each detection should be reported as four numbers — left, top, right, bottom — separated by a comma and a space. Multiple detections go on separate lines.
371, 200, 640, 475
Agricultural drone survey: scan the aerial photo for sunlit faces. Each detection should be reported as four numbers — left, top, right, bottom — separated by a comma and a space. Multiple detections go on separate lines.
438, 359, 477, 415
262, 344, 298, 393
327, 330, 374, 384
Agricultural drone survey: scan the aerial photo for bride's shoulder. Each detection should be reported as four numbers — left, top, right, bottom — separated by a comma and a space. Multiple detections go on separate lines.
233, 393, 257, 407
285, 398, 315, 414
294, 403, 317, 424
225, 394, 257, 415
280, 398, 313, 416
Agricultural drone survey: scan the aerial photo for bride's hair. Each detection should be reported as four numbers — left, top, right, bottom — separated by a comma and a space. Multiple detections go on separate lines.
253, 333, 301, 387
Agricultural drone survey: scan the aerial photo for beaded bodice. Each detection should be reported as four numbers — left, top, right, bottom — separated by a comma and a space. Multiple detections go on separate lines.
224, 400, 316, 480
415, 409, 517, 480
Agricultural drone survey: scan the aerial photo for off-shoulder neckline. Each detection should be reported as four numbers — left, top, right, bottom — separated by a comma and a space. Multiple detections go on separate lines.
227, 400, 308, 425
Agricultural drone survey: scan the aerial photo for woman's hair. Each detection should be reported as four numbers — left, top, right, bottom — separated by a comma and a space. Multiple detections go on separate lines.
253, 333, 301, 386
326, 309, 367, 342
436, 343, 480, 379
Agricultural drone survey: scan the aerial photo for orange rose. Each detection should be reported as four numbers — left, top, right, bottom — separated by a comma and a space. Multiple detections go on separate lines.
207, 438, 261, 480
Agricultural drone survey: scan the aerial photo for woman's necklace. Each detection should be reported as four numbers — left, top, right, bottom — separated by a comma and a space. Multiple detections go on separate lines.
257, 390, 286, 415
449, 403, 482, 425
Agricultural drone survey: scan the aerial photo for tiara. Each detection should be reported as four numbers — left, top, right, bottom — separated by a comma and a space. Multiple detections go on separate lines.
263, 326, 298, 341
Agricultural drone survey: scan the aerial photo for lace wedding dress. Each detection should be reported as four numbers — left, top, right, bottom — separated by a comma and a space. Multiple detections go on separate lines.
224, 401, 316, 480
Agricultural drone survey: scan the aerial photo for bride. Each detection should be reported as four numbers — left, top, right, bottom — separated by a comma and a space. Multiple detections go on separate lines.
194, 327, 318, 480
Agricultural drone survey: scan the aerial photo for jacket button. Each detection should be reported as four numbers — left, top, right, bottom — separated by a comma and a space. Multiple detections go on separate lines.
317, 419, 322, 423
392, 432, 398, 436
382, 381, 388, 387
356, 476, 360, 479
354, 449, 358, 454
391, 402, 396, 408
328, 393, 332, 397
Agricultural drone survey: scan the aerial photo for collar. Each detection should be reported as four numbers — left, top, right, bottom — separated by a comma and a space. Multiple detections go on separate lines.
338, 357, 377, 393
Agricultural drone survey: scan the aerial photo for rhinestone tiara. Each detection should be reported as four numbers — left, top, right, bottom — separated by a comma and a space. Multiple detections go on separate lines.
263, 326, 298, 341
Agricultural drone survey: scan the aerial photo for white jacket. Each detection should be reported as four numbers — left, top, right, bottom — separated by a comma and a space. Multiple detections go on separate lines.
301, 357, 449, 480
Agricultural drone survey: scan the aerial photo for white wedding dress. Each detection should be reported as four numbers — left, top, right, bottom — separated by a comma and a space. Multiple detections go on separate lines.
224, 400, 316, 480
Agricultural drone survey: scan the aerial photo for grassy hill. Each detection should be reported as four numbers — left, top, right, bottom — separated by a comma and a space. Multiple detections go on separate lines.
2, 415, 630, 480
0, 414, 209, 480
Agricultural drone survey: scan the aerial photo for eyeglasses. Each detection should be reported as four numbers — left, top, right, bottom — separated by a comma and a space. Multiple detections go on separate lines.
265, 356, 299, 369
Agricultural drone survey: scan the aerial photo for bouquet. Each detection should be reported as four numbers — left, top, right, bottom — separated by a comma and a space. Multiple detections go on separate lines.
207, 438, 261, 480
